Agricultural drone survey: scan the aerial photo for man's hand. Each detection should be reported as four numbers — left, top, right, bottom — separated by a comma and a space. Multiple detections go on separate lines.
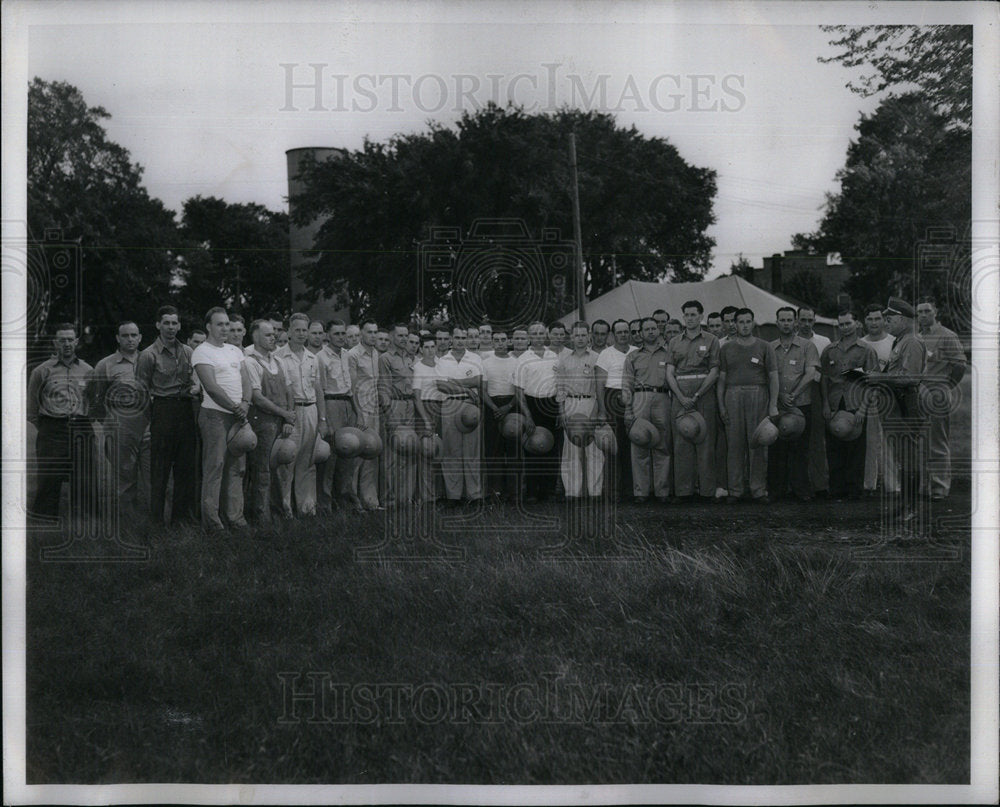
495, 403, 512, 420
719, 406, 729, 425
281, 422, 294, 438
680, 394, 696, 410
768, 405, 780, 419
234, 402, 250, 422
822, 405, 833, 421
188, 384, 200, 397
621, 389, 632, 406
781, 392, 795, 409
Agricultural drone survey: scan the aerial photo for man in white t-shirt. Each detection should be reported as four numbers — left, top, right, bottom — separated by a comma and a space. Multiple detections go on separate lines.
514, 321, 560, 503
482, 330, 518, 499
797, 306, 831, 496
595, 319, 635, 502
192, 306, 251, 531
436, 327, 484, 503
858, 303, 898, 494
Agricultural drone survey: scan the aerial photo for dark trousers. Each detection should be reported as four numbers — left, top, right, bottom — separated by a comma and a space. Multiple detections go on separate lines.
604, 388, 633, 501
484, 394, 519, 497
31, 415, 96, 519
149, 397, 197, 523
524, 394, 560, 500
826, 403, 867, 498
767, 404, 812, 499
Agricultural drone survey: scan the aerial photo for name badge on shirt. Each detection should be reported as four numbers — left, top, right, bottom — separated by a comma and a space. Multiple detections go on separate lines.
750, 357, 760, 364
698, 345, 707, 352
658, 360, 666, 366
465, 369, 472, 376
789, 359, 797, 366
927, 350, 934, 358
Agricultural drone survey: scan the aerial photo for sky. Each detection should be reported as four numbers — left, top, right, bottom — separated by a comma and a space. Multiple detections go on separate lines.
21, 4, 915, 279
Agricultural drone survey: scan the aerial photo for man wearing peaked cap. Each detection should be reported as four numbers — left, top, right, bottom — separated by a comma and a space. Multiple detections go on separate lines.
863, 297, 928, 532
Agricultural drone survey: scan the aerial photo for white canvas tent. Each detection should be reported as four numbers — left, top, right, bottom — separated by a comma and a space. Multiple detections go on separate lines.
559, 275, 836, 338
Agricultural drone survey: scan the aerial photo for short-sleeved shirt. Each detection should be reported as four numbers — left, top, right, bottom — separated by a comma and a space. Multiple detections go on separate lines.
438, 351, 483, 386
412, 359, 446, 402
859, 334, 895, 371
27, 356, 94, 420
623, 343, 671, 392
769, 336, 820, 406
666, 328, 720, 376
192, 341, 245, 412
91, 351, 148, 421
886, 331, 927, 378
317, 345, 351, 395
378, 348, 415, 404
346, 344, 380, 414
595, 345, 636, 390
135, 337, 194, 399
556, 349, 599, 398
274, 344, 319, 403
919, 323, 966, 381
482, 354, 517, 397
515, 349, 558, 398
820, 338, 877, 411
242, 346, 283, 393
719, 338, 777, 387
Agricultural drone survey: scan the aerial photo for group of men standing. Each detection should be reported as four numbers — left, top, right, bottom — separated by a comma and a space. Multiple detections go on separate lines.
26, 293, 966, 532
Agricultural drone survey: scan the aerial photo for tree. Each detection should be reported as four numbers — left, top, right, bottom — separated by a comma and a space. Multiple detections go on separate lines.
819, 25, 972, 130
793, 94, 971, 312
728, 253, 754, 281
177, 196, 289, 322
289, 104, 716, 323
27, 78, 181, 351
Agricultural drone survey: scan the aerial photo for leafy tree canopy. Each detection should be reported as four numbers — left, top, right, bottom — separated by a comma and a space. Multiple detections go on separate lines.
290, 104, 716, 324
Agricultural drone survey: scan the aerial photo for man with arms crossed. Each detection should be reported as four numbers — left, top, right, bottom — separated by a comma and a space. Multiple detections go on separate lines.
717, 308, 779, 503
192, 307, 250, 531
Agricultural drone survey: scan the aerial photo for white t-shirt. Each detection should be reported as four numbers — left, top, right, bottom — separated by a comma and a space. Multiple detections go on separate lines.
412, 359, 445, 402
192, 341, 245, 412
515, 348, 558, 398
482, 354, 517, 396
595, 345, 636, 390
859, 333, 895, 371
806, 332, 831, 356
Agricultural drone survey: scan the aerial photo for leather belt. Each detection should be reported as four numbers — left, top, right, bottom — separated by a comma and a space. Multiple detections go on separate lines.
294, 401, 315, 407
676, 373, 708, 379
324, 393, 350, 400
634, 385, 667, 393
564, 393, 594, 398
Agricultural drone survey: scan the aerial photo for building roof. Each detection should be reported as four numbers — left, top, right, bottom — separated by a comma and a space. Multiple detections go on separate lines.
559, 275, 837, 327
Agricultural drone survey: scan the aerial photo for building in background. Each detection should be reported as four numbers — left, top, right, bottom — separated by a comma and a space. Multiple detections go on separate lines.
286, 147, 351, 324
753, 250, 851, 315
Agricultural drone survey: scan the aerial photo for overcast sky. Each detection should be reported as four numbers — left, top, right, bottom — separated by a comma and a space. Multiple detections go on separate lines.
22, 3, 922, 278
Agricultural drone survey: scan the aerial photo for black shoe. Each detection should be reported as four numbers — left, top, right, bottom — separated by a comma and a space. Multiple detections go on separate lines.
633, 496, 648, 505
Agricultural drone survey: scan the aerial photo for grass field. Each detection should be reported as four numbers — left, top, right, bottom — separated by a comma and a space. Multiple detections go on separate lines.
25, 378, 973, 784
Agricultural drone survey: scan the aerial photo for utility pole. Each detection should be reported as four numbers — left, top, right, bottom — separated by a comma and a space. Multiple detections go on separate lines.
568, 132, 586, 322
